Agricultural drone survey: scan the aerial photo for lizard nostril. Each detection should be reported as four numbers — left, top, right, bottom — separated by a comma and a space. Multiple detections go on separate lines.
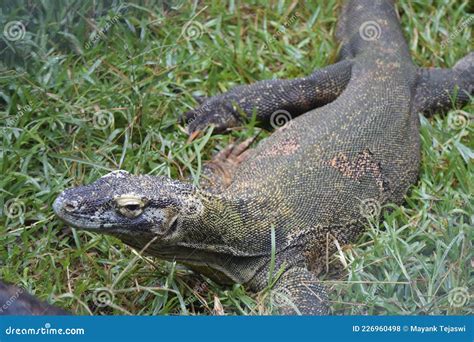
63, 201, 78, 212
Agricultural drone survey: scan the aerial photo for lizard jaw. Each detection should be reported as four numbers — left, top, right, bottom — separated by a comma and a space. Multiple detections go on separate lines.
53, 196, 100, 230
53, 195, 115, 231
53, 192, 177, 235
53, 194, 123, 232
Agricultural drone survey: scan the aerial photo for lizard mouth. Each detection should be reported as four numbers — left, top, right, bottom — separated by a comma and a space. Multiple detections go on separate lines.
167, 215, 179, 233
53, 195, 91, 228
53, 197, 111, 230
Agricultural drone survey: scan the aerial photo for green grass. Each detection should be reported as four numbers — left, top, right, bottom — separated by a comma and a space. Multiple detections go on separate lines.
0, 0, 472, 315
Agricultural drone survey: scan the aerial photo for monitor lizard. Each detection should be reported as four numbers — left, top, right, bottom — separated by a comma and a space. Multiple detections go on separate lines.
53, 0, 473, 315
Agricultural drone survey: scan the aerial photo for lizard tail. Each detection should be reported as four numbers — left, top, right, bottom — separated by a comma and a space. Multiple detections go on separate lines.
336, 0, 409, 60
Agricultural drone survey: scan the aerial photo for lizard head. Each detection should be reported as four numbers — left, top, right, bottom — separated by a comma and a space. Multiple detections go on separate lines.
53, 170, 204, 238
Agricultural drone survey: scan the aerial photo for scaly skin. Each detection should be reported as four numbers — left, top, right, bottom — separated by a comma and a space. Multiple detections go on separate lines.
53, 0, 473, 315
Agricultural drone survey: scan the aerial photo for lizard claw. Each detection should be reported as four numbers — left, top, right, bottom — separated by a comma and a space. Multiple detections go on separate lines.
201, 137, 256, 190
213, 137, 254, 165
186, 129, 202, 144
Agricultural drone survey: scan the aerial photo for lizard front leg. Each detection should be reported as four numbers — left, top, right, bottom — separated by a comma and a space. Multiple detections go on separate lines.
183, 60, 352, 134
199, 138, 254, 192
413, 52, 473, 116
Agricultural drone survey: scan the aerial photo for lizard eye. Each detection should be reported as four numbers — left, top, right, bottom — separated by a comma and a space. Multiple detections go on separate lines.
124, 204, 140, 211
114, 194, 148, 218
118, 206, 143, 218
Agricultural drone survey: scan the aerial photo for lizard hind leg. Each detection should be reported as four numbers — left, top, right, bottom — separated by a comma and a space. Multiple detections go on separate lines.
413, 52, 473, 116
199, 138, 254, 192
268, 267, 329, 315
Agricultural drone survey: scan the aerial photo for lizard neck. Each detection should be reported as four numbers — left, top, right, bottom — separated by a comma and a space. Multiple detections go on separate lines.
177, 189, 248, 243
169, 189, 273, 257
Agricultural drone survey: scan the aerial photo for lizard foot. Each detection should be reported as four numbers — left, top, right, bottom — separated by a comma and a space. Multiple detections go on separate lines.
182, 94, 242, 135
200, 138, 254, 191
